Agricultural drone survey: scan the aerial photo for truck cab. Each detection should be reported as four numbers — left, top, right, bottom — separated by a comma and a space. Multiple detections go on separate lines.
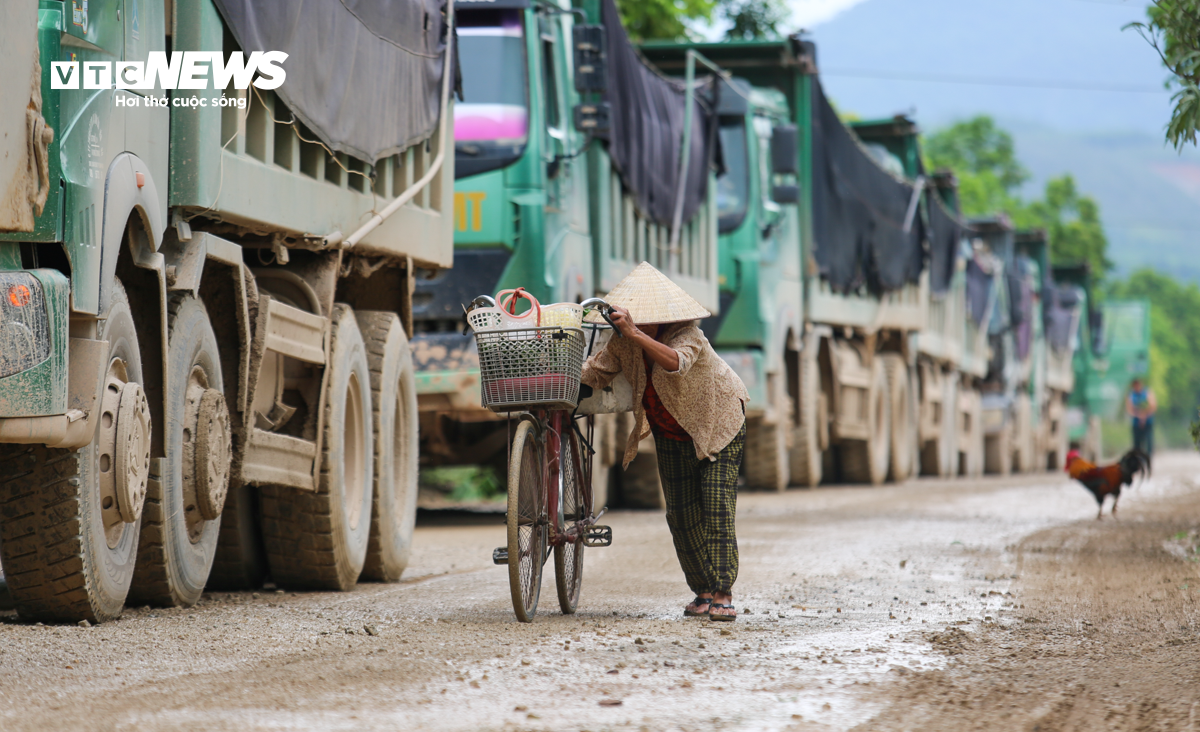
698, 78, 804, 490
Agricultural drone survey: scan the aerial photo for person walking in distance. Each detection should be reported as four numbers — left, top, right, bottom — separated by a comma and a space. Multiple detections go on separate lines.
581, 263, 750, 621
1126, 378, 1157, 456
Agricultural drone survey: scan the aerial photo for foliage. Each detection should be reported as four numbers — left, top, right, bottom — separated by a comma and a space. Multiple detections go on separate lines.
616, 0, 717, 41
421, 465, 504, 503
722, 0, 788, 40
925, 117, 1111, 276
1126, 1, 1200, 150
924, 116, 1028, 217
1015, 175, 1112, 278
1108, 269, 1200, 425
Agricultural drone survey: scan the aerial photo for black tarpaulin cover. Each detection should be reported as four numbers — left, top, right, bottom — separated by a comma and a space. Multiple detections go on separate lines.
1044, 285, 1080, 352
600, 0, 715, 227
212, 0, 449, 164
811, 81, 924, 294
966, 256, 995, 327
927, 192, 963, 296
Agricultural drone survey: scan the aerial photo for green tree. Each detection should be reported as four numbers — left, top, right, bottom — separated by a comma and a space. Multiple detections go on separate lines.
1126, 1, 1200, 149
1016, 175, 1112, 277
616, 0, 716, 40
926, 117, 1111, 277
924, 116, 1028, 216
1109, 269, 1200, 425
722, 0, 788, 40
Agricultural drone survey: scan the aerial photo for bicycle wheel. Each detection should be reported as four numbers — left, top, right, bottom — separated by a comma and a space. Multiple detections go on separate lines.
554, 426, 588, 614
507, 419, 546, 622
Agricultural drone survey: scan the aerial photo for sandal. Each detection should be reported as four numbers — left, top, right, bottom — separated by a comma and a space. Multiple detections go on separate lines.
708, 603, 737, 622
684, 596, 713, 617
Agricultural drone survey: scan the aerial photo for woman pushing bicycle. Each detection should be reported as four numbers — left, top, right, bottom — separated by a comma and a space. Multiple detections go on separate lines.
581, 263, 750, 621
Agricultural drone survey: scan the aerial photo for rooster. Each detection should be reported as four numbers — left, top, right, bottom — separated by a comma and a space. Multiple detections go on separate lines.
1065, 448, 1151, 519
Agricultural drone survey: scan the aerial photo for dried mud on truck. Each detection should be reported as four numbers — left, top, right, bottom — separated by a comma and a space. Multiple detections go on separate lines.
0, 0, 455, 623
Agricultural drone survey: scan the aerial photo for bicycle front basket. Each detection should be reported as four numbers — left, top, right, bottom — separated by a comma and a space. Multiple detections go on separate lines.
474, 326, 586, 412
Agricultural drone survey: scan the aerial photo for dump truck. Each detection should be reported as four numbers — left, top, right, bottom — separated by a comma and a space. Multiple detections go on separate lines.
642, 38, 1011, 488
1015, 229, 1074, 470
412, 0, 721, 507
1050, 263, 1149, 460
0, 0, 454, 622
844, 120, 992, 481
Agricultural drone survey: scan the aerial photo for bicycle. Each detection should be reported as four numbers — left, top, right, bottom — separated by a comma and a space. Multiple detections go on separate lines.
464, 293, 618, 622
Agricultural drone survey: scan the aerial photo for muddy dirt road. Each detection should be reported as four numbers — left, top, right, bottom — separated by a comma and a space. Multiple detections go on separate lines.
2, 454, 1199, 731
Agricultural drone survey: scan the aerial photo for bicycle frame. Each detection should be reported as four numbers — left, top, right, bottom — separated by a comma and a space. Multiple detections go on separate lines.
509, 408, 599, 554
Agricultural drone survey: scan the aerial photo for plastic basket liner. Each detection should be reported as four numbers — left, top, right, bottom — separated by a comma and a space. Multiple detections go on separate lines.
468, 303, 584, 332
468, 288, 584, 333
474, 327, 586, 411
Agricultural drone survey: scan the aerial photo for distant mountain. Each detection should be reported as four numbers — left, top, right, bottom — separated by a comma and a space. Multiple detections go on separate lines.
807, 0, 1199, 282
1007, 123, 1200, 283
810, 0, 1172, 135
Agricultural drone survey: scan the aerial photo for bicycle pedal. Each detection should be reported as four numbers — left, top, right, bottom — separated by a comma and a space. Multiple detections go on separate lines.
492, 547, 508, 565
583, 525, 612, 548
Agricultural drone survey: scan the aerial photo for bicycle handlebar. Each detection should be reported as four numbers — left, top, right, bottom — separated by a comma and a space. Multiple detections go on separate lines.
461, 295, 498, 334
579, 298, 621, 338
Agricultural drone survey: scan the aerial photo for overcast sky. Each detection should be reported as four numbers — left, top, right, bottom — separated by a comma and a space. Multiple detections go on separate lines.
788, 0, 868, 29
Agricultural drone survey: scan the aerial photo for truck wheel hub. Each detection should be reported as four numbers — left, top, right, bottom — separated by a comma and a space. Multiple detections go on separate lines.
194, 388, 230, 521
98, 367, 151, 536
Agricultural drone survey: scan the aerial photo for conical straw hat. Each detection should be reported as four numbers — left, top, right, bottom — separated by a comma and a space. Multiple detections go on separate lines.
588, 262, 711, 325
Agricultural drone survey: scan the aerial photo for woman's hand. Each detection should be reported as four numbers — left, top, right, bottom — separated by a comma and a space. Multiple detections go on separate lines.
610, 304, 680, 372
608, 304, 641, 339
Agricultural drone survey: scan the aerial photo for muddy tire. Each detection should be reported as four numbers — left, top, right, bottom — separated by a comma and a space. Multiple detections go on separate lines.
620, 438, 666, 509
590, 413, 618, 510
507, 419, 545, 622
958, 387, 984, 478
356, 312, 419, 583
842, 357, 891, 485
554, 427, 587, 614
1045, 392, 1069, 471
130, 295, 228, 607
745, 377, 790, 492
0, 280, 144, 622
938, 376, 959, 478
1012, 393, 1035, 474
789, 347, 823, 487
206, 483, 267, 590
882, 355, 911, 484
985, 416, 1013, 476
261, 305, 374, 591
614, 412, 664, 509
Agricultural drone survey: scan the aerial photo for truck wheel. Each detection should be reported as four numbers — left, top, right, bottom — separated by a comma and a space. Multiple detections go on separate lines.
1011, 393, 1034, 474
1084, 415, 1102, 463
130, 295, 229, 607
964, 391, 984, 475
1045, 393, 1069, 470
789, 347, 823, 487
590, 413, 618, 510
745, 375, 790, 491
206, 484, 267, 590
985, 417, 1013, 476
261, 305, 374, 591
619, 433, 665, 509
0, 280, 147, 622
882, 355, 911, 484
938, 376, 959, 478
917, 367, 943, 474
356, 312, 418, 583
842, 357, 891, 485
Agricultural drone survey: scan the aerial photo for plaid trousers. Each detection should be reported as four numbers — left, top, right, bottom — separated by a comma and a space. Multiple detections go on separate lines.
653, 423, 745, 595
